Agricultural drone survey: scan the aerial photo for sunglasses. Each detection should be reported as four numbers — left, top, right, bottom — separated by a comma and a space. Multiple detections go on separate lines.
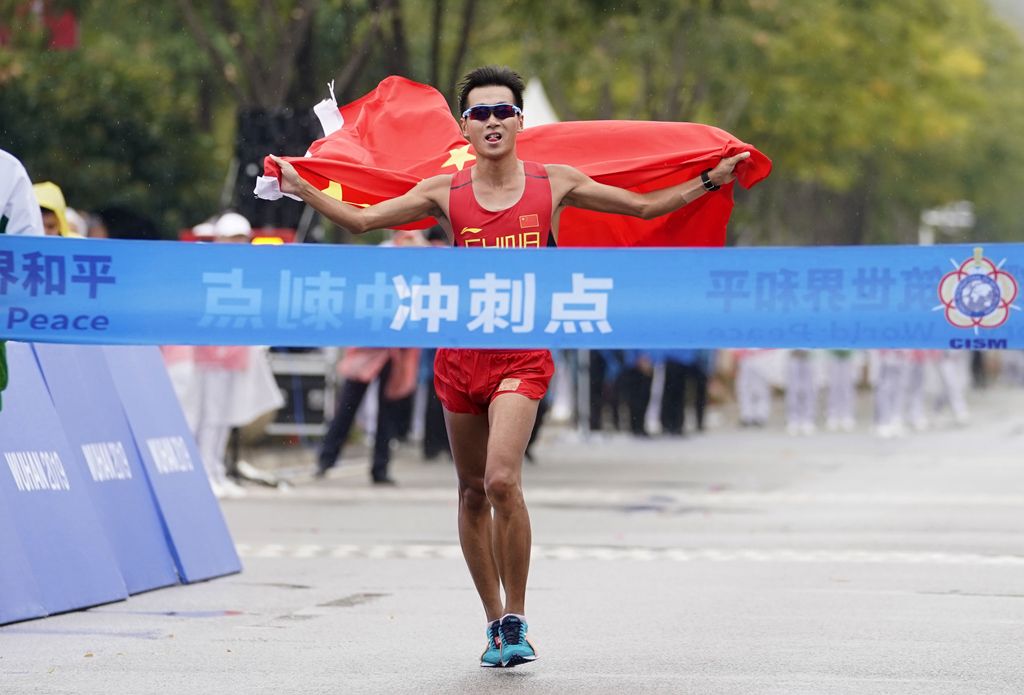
461, 103, 522, 121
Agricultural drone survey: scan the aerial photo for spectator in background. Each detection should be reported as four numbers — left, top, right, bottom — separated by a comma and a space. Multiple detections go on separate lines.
588, 349, 624, 434
904, 350, 935, 431
0, 150, 44, 237
316, 345, 419, 484
970, 350, 986, 389
421, 226, 452, 461
1000, 351, 1024, 387
872, 349, 908, 438
191, 212, 283, 498
85, 212, 110, 239
785, 349, 816, 436
420, 348, 452, 461
315, 229, 425, 484
660, 349, 711, 436
935, 351, 970, 426
825, 350, 858, 432
64, 207, 87, 236
161, 220, 216, 429
620, 350, 654, 437
735, 349, 772, 427
33, 181, 78, 237
0, 149, 44, 412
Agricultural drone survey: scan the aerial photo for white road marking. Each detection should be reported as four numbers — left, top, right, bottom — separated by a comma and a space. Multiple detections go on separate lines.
236, 542, 1024, 566
243, 486, 1024, 507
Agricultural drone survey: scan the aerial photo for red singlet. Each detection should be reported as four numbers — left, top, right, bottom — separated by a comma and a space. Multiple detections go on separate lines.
434, 161, 555, 414
449, 161, 557, 248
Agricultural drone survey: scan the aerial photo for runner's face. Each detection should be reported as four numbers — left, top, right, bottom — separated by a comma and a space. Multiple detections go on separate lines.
460, 85, 522, 160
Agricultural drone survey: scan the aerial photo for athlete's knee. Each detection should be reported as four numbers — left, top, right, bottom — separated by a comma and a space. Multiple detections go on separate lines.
458, 477, 489, 513
483, 469, 522, 509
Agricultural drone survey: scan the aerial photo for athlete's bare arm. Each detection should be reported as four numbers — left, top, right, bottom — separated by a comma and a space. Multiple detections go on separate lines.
270, 155, 451, 234
548, 151, 750, 220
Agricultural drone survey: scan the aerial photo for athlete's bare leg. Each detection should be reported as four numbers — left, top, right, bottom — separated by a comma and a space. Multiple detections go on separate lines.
445, 409, 504, 622
484, 393, 539, 616
446, 395, 539, 620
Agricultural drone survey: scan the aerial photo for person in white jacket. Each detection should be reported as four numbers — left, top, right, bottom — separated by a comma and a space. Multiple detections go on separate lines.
0, 149, 43, 411
190, 213, 284, 498
0, 149, 44, 237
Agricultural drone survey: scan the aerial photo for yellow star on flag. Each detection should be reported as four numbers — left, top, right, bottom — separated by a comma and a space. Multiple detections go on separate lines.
321, 180, 370, 207
441, 145, 476, 171
322, 180, 344, 201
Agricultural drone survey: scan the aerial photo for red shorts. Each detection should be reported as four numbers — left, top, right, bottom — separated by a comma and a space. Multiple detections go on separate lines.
434, 348, 554, 415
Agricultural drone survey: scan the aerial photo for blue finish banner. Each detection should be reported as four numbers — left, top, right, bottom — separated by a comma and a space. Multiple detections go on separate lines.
1, 236, 1021, 349
34, 343, 181, 595
101, 345, 241, 583
0, 342, 128, 618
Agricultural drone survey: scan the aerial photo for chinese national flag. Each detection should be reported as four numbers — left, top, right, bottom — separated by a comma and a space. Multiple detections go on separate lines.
262, 76, 772, 247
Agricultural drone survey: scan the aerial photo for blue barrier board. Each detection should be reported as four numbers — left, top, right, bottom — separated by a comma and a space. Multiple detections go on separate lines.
0, 496, 46, 624
101, 345, 241, 583
0, 342, 128, 616
34, 343, 181, 594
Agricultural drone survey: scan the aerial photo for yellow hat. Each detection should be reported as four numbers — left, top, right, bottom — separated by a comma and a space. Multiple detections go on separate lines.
33, 181, 75, 237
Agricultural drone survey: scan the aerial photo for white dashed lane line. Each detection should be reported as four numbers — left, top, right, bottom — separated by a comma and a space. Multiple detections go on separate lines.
248, 487, 1024, 508
235, 543, 1024, 566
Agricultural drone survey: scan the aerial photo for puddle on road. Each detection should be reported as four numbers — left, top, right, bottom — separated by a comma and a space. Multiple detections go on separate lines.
0, 627, 164, 640
96, 609, 245, 619
233, 581, 312, 590
919, 590, 1024, 599
318, 592, 389, 608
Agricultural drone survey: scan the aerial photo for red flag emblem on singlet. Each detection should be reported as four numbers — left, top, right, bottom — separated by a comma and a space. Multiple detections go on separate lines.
262, 76, 772, 247
519, 214, 539, 229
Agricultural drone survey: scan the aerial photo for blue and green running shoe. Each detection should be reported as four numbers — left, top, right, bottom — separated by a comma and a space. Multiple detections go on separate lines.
499, 615, 537, 667
480, 619, 502, 668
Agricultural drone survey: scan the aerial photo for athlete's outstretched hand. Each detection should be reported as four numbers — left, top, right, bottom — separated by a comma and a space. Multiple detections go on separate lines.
270, 155, 306, 196
707, 151, 751, 187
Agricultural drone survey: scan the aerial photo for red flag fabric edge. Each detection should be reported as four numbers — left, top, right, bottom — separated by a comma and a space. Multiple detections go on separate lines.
260, 77, 772, 245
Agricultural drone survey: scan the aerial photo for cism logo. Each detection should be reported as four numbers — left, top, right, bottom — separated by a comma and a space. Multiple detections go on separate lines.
936, 247, 1018, 332
948, 338, 1008, 350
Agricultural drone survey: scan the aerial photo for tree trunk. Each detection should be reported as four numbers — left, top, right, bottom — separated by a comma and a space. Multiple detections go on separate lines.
429, 0, 445, 87
446, 0, 479, 98
382, 0, 411, 77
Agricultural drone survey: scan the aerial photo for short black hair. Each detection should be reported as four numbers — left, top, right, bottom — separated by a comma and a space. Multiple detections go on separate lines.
456, 65, 525, 115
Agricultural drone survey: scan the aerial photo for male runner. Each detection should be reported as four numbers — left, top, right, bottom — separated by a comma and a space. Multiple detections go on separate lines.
271, 65, 749, 668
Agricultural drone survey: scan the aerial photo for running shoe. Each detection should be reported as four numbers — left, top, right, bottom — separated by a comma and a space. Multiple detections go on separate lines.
499, 615, 537, 667
480, 619, 502, 668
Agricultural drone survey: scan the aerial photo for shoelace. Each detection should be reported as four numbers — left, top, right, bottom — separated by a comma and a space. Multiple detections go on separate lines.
500, 617, 524, 646
488, 620, 501, 648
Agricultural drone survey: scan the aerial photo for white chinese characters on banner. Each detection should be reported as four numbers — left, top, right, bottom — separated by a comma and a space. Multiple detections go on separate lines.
355, 272, 400, 330
277, 270, 346, 329
197, 268, 615, 338
467, 272, 536, 334
545, 273, 614, 334
198, 268, 264, 329
390, 273, 460, 332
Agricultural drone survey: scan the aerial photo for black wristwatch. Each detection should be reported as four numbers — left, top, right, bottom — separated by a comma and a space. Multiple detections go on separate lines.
700, 169, 720, 192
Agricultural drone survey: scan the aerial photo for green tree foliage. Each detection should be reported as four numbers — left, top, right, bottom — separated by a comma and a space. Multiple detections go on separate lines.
503, 0, 1024, 244
0, 2, 222, 237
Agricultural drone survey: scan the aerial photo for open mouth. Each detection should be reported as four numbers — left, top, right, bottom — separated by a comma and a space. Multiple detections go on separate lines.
484, 132, 502, 143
